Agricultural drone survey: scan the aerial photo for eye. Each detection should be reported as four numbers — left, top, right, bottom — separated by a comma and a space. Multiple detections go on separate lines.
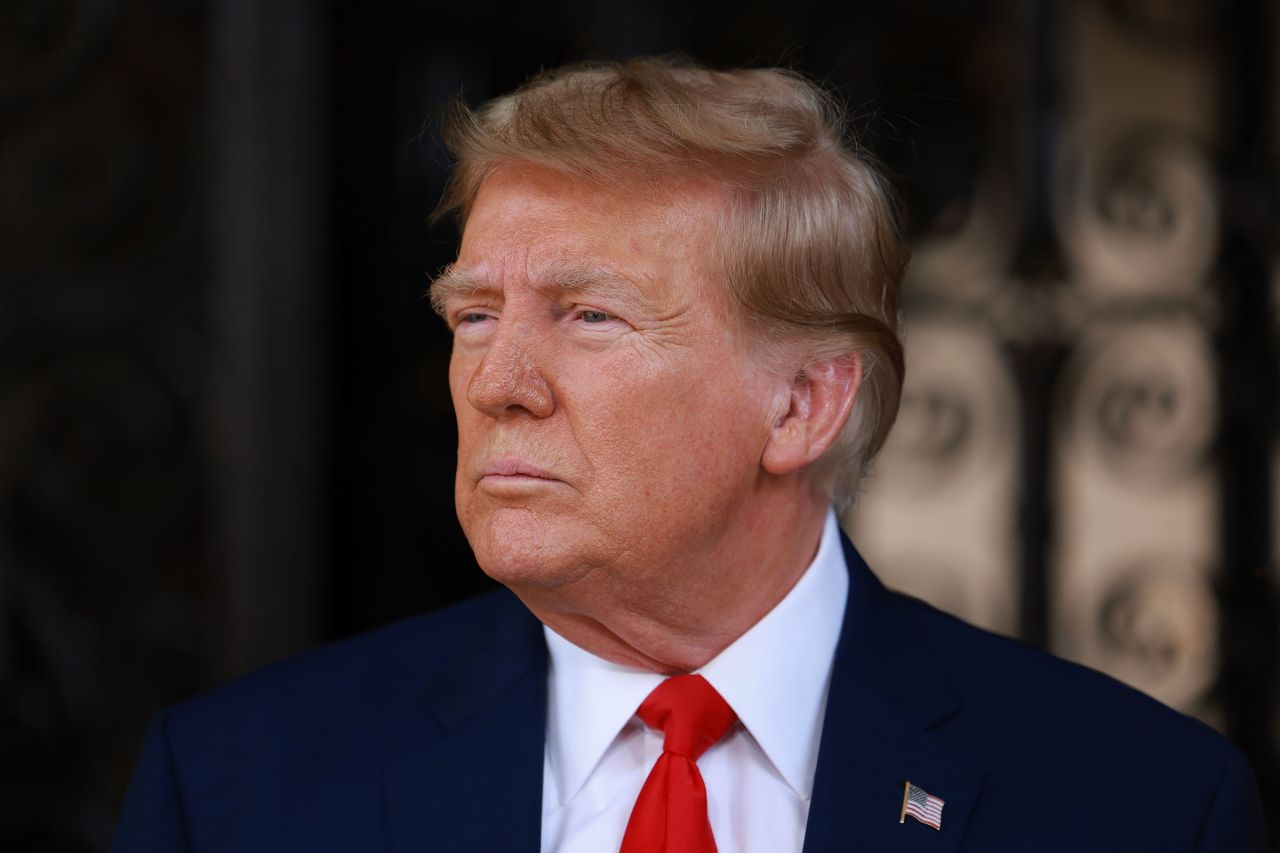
578, 309, 615, 324
455, 310, 494, 326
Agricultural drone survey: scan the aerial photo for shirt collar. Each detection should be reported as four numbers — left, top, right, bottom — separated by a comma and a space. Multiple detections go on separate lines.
543, 509, 850, 804
544, 628, 664, 806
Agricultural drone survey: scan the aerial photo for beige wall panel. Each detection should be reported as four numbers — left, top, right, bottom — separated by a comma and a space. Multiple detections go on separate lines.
846, 317, 1019, 636
1052, 318, 1218, 714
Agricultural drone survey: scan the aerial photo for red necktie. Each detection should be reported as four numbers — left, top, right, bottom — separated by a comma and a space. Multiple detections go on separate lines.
620, 674, 737, 853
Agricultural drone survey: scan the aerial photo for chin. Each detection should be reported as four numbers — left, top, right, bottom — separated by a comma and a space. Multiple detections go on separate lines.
464, 506, 596, 591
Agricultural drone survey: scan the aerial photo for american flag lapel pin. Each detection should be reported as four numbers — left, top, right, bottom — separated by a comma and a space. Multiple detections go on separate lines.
899, 780, 944, 830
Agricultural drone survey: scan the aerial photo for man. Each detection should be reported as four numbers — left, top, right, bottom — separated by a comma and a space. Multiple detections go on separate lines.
114, 58, 1268, 852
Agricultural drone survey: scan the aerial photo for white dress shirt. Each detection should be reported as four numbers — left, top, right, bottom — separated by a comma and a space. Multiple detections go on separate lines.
540, 510, 850, 853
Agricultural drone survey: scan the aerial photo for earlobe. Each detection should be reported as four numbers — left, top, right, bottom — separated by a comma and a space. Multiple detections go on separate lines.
761, 355, 862, 477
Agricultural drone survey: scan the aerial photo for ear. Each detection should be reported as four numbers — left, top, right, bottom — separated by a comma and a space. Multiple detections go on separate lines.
761, 355, 863, 477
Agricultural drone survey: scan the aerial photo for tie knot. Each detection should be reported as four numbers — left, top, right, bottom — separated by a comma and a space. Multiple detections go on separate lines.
636, 674, 736, 760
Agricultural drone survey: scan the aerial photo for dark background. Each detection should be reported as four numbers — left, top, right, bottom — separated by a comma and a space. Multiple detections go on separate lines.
2, 1, 1278, 850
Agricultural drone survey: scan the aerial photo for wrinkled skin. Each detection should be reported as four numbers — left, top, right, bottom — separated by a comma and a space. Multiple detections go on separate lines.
437, 165, 856, 672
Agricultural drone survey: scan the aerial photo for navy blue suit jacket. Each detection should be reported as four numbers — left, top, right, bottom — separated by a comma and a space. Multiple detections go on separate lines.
113, 540, 1269, 851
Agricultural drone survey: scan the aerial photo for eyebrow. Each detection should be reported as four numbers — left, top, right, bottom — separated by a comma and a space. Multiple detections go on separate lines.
537, 259, 649, 304
428, 264, 490, 318
428, 260, 651, 318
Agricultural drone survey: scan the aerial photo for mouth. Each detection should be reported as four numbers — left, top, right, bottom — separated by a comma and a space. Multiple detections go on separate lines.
477, 456, 566, 490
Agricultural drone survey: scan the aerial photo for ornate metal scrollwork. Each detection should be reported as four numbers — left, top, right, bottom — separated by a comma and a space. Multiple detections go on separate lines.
872, 318, 1017, 495
1059, 320, 1215, 486
0, 350, 211, 850
1054, 128, 1218, 299
1061, 558, 1219, 712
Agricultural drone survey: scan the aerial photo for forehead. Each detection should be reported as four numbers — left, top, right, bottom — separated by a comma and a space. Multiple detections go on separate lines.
455, 165, 731, 293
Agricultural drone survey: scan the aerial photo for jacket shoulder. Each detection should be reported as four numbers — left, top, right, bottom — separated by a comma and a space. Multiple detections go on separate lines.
895, 592, 1267, 846
904, 592, 1232, 760
160, 588, 530, 788
176, 588, 519, 719
116, 589, 539, 850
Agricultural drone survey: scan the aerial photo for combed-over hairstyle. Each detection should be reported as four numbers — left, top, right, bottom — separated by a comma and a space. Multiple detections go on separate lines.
434, 57, 907, 504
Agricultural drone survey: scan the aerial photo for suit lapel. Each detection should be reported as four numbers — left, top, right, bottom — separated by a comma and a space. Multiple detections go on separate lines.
803, 538, 985, 852
382, 538, 986, 852
385, 592, 548, 853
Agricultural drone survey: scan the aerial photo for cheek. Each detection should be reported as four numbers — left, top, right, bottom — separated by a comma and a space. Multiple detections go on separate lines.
448, 357, 480, 434
448, 357, 481, 513
578, 362, 770, 488
447, 354, 468, 410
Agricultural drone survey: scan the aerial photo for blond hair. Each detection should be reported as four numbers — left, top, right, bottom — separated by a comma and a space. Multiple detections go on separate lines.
434, 57, 907, 504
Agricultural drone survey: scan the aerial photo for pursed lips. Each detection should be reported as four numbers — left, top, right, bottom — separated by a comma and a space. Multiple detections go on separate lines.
478, 456, 563, 483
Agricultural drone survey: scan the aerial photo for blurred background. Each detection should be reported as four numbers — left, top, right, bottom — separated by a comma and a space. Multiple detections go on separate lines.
3, 0, 1279, 849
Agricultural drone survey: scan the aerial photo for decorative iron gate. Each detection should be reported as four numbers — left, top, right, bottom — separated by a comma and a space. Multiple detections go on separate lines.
2, 1, 1276, 848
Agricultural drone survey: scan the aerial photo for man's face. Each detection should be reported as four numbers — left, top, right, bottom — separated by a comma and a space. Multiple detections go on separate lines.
438, 165, 780, 600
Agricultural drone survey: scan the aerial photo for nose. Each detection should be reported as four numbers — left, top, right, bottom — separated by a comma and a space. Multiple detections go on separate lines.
465, 324, 555, 419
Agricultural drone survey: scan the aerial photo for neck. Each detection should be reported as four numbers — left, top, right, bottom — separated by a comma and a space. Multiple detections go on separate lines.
515, 489, 830, 673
